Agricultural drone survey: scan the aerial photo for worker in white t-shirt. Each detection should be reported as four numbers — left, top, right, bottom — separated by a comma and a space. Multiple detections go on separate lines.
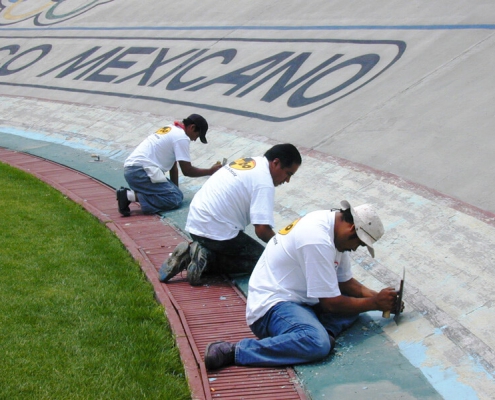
116, 114, 221, 216
159, 143, 302, 286
203, 201, 402, 370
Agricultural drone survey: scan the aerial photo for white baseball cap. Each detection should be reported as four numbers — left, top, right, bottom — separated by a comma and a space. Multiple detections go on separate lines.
341, 200, 384, 258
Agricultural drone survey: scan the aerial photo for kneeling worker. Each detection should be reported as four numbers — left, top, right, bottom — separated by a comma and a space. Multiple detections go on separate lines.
159, 143, 302, 286
117, 113, 221, 216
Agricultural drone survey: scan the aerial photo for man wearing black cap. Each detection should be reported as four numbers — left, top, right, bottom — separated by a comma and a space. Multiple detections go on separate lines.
117, 114, 221, 216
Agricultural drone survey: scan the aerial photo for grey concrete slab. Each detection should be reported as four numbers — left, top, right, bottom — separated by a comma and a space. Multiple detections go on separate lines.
1, 25, 494, 212
1, 1, 494, 399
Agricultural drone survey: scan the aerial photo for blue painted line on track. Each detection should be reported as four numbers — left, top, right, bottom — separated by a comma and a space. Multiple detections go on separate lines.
1, 24, 495, 31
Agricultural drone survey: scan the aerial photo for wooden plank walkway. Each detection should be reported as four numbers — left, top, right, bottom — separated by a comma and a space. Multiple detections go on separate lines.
0, 148, 308, 400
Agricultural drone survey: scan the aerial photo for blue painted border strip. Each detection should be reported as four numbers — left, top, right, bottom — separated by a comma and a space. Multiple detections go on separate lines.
1, 24, 495, 31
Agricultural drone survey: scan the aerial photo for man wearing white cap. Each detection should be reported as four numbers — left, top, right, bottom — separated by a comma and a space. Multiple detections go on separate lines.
203, 200, 399, 370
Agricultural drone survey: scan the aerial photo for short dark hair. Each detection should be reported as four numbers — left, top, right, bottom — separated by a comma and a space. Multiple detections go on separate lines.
331, 207, 354, 224
341, 207, 354, 224
183, 117, 194, 128
264, 143, 302, 168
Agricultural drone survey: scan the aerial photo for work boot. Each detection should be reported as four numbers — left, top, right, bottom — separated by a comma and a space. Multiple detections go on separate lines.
204, 341, 236, 370
187, 242, 211, 286
116, 187, 131, 217
158, 242, 191, 282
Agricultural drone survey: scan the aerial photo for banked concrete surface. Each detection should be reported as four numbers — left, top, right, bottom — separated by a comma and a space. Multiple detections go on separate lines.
1, 1, 494, 399
1, 98, 494, 399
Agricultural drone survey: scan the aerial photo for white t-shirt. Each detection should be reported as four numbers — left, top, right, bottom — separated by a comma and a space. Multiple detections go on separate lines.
124, 124, 191, 172
186, 156, 275, 241
246, 210, 353, 325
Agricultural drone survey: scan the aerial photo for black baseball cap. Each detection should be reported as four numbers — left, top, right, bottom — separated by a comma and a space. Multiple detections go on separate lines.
187, 114, 208, 144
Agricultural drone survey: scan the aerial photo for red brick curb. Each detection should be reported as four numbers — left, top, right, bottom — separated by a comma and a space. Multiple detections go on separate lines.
0, 148, 308, 400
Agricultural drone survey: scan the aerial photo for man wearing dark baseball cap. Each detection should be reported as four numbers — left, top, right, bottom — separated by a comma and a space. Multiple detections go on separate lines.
186, 114, 208, 144
117, 113, 221, 216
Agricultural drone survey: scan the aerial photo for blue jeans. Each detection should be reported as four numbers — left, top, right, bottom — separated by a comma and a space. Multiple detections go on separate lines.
124, 166, 183, 214
236, 301, 359, 367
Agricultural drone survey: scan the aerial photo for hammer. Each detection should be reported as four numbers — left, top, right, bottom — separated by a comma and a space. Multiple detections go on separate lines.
382, 267, 405, 324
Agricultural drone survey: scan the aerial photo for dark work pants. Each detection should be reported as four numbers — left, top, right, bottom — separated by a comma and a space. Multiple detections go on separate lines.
190, 231, 265, 275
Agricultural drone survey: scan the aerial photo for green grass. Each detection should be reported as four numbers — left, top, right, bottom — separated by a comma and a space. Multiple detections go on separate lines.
0, 162, 190, 400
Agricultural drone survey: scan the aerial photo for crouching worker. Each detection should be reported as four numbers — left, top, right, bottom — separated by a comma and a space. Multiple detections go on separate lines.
204, 200, 401, 370
116, 113, 221, 216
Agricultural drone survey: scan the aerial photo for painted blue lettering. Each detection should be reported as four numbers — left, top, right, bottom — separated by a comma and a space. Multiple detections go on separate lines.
166, 49, 237, 91
288, 53, 380, 107
115, 48, 200, 86
0, 45, 20, 56
148, 49, 209, 87
84, 47, 157, 83
187, 51, 295, 95
37, 46, 124, 79
0, 44, 51, 76
259, 54, 343, 102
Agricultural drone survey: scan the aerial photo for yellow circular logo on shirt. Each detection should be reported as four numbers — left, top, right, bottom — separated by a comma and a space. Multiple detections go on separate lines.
229, 157, 256, 170
155, 127, 172, 135
278, 218, 301, 235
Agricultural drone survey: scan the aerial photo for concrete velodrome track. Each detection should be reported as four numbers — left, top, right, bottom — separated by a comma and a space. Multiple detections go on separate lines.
1, 1, 494, 399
